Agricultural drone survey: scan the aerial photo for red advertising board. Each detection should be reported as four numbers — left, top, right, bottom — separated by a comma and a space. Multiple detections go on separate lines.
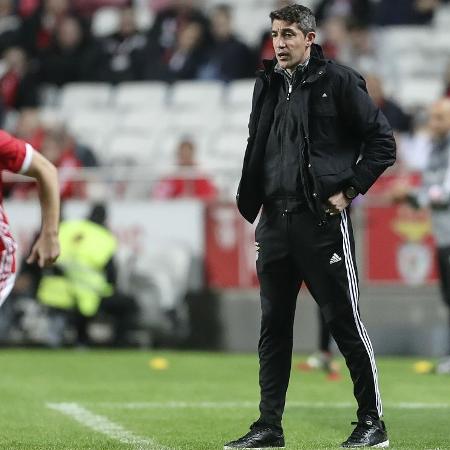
365, 205, 438, 284
205, 203, 258, 288
363, 172, 438, 284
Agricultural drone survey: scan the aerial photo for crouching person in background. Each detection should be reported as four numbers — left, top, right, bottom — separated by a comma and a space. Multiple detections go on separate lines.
37, 203, 137, 347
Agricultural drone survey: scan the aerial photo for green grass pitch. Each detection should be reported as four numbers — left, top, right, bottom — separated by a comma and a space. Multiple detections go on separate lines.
0, 350, 449, 449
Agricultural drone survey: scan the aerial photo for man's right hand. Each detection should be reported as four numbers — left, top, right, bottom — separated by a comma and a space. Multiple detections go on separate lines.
26, 230, 60, 268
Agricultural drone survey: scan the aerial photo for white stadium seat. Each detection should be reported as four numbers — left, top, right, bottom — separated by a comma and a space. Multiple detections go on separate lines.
170, 81, 224, 109
433, 4, 450, 28
104, 134, 158, 165
67, 110, 118, 141
169, 108, 224, 133
60, 83, 112, 111
222, 108, 251, 132
396, 78, 445, 110
114, 82, 169, 111
227, 79, 254, 109
119, 109, 169, 135
233, 6, 270, 45
38, 107, 68, 127
212, 129, 248, 161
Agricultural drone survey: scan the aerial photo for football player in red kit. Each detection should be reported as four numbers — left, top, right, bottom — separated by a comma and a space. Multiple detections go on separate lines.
0, 129, 60, 306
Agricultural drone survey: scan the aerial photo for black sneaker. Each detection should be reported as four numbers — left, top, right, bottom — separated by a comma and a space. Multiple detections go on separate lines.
224, 423, 285, 449
341, 416, 389, 448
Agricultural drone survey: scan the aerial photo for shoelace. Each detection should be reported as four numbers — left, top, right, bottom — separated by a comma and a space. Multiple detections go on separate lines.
347, 421, 374, 441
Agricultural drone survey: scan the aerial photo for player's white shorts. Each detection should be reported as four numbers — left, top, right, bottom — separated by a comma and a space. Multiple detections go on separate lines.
0, 249, 17, 308
0, 272, 16, 308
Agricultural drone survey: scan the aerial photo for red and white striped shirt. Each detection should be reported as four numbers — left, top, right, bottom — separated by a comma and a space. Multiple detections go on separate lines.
0, 130, 33, 276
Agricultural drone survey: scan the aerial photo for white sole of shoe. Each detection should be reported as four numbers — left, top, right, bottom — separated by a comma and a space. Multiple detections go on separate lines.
372, 440, 389, 448
223, 447, 285, 449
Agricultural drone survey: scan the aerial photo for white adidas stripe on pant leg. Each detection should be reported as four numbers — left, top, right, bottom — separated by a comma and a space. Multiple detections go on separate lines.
340, 209, 382, 416
340, 209, 382, 417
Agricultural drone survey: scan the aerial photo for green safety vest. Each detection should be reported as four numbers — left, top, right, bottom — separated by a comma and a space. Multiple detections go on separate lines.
37, 219, 118, 317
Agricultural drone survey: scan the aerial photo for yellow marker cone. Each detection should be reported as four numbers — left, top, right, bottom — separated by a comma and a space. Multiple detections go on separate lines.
149, 357, 169, 370
413, 360, 434, 374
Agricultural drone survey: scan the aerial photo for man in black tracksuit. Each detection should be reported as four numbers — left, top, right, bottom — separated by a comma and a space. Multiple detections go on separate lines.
224, 5, 395, 450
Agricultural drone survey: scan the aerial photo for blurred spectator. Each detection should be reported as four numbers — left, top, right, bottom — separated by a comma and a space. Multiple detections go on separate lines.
0, 0, 22, 55
391, 98, 450, 372
95, 7, 148, 83
375, 0, 443, 26
318, 15, 346, 59
198, 4, 254, 82
72, 0, 131, 17
149, 20, 207, 81
38, 15, 95, 86
153, 137, 217, 200
366, 73, 411, 133
315, 0, 373, 26
61, 126, 98, 167
149, 0, 209, 56
0, 47, 39, 111
14, 126, 85, 199
337, 20, 378, 73
20, 0, 72, 56
297, 311, 341, 381
36, 203, 137, 346
14, 107, 45, 149
444, 62, 450, 98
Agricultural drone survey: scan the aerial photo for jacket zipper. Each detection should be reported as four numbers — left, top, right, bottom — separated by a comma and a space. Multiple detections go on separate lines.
281, 78, 293, 215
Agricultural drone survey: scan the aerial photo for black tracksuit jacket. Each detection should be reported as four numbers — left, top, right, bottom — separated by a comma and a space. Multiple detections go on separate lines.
236, 44, 396, 224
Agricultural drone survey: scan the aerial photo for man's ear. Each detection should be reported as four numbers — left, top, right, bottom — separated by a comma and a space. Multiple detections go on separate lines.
305, 31, 316, 46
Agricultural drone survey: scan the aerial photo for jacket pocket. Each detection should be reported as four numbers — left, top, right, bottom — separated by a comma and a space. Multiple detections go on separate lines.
314, 166, 355, 199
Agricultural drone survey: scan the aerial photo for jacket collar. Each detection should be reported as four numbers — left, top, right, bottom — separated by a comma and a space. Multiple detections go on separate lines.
261, 43, 327, 84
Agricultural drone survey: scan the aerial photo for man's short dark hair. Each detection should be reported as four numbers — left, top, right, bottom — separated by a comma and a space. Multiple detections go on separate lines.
270, 4, 316, 35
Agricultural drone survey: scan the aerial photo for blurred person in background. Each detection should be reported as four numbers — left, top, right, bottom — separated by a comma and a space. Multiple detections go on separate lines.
14, 108, 45, 149
199, 4, 254, 82
317, 15, 346, 59
13, 126, 85, 200
366, 73, 411, 134
315, 0, 373, 26
444, 61, 450, 98
0, 129, 60, 307
375, 0, 444, 26
297, 311, 341, 380
149, 0, 209, 57
0, 47, 39, 111
2, 108, 45, 197
160, 20, 208, 81
153, 137, 217, 200
37, 203, 137, 346
38, 15, 95, 86
20, 0, 72, 56
0, 0, 22, 55
145, 9, 209, 81
95, 7, 148, 83
337, 20, 378, 75
391, 98, 450, 374
226, 4, 395, 449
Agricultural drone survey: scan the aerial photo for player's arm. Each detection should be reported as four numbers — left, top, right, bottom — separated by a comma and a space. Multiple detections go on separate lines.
24, 150, 60, 267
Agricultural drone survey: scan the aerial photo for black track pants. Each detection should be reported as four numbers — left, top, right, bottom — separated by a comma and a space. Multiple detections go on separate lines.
255, 206, 382, 428
436, 246, 450, 354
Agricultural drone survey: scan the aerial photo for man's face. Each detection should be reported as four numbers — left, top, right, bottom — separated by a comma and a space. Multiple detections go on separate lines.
271, 19, 314, 71
429, 100, 450, 138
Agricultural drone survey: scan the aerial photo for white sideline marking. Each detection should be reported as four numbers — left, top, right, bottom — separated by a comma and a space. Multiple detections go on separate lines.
94, 400, 450, 410
47, 402, 171, 450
